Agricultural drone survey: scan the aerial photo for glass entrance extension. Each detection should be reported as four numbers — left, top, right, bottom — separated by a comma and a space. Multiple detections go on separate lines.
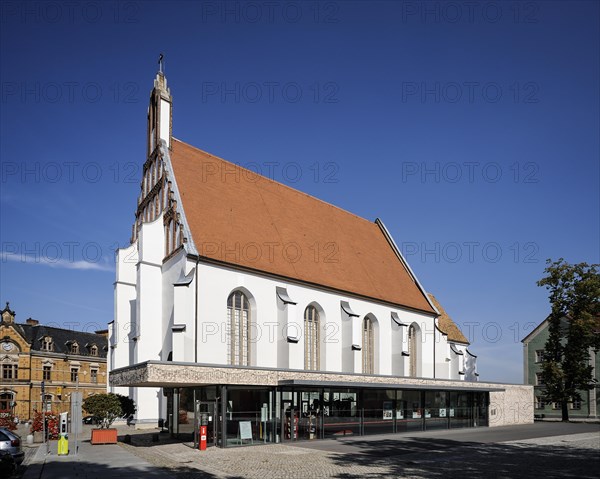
170, 385, 489, 447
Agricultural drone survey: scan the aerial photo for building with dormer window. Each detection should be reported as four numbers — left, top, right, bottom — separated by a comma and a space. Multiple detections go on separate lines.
0, 302, 108, 420
108, 68, 532, 444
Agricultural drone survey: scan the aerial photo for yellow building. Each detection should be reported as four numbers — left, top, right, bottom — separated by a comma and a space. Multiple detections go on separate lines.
0, 302, 108, 420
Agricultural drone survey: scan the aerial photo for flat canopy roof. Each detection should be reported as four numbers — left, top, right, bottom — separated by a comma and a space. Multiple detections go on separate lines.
109, 361, 511, 392
278, 379, 504, 392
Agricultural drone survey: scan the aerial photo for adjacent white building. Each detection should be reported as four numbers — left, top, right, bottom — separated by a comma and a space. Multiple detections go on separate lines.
109, 69, 532, 444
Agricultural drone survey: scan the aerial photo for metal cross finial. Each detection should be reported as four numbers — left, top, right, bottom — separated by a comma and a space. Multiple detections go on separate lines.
158, 53, 164, 74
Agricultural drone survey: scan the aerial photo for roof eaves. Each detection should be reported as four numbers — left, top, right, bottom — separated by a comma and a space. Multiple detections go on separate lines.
186, 252, 438, 316
374, 218, 437, 316
521, 316, 551, 343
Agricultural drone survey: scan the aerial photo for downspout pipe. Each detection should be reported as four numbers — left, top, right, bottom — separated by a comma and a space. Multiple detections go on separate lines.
194, 257, 199, 363
433, 319, 436, 379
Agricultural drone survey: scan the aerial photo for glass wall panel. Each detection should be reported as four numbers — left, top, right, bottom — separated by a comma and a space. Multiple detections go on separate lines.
323, 388, 360, 438
177, 387, 197, 438
225, 388, 275, 446
281, 390, 297, 441
297, 390, 322, 440
449, 391, 472, 428
362, 389, 395, 435
424, 391, 449, 430
475, 392, 489, 427
186, 386, 487, 447
396, 390, 423, 432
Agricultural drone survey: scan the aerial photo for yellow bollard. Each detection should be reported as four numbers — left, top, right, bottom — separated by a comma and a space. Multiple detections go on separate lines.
57, 434, 69, 456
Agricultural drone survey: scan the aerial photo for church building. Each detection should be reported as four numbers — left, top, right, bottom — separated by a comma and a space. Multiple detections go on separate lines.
109, 68, 533, 446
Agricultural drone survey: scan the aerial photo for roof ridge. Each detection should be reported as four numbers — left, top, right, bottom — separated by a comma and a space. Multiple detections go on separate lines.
24, 323, 105, 335
172, 137, 380, 229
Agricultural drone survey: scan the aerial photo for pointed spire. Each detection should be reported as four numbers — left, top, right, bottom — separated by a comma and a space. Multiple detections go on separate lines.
147, 55, 173, 155
1, 302, 15, 324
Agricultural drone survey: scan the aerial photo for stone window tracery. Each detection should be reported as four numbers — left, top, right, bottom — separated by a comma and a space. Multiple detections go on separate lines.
227, 291, 250, 366
304, 305, 320, 371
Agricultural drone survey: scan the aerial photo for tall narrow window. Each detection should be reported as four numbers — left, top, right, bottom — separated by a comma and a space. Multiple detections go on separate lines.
362, 316, 374, 374
535, 350, 545, 363
43, 394, 52, 412
43, 366, 52, 381
71, 368, 79, 383
1, 364, 17, 379
227, 291, 250, 366
536, 372, 544, 386
90, 369, 98, 384
408, 324, 418, 377
304, 305, 320, 371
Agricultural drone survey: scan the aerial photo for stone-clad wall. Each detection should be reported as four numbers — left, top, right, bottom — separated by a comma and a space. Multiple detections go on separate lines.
110, 361, 533, 427
489, 386, 534, 427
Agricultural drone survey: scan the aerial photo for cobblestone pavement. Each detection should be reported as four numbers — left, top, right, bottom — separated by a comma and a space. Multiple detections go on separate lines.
21, 445, 39, 465
119, 426, 600, 479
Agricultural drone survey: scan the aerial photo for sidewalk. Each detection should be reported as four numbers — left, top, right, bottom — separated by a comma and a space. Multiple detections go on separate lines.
21, 437, 173, 479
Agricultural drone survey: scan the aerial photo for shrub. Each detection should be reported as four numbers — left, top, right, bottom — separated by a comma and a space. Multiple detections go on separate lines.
114, 394, 136, 419
0, 412, 16, 431
82, 394, 122, 429
30, 411, 59, 439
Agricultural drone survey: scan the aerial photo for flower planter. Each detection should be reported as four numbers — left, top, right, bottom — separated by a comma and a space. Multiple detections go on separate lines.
90, 428, 118, 445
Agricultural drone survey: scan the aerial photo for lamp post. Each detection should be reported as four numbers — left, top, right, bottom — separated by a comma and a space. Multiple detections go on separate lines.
41, 380, 49, 454
74, 372, 79, 455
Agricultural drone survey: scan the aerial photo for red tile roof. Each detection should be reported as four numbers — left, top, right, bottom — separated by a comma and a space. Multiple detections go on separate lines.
170, 138, 436, 314
427, 294, 470, 344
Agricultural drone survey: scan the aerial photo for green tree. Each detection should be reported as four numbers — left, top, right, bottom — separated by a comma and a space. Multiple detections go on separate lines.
82, 393, 123, 429
537, 259, 600, 421
114, 393, 136, 419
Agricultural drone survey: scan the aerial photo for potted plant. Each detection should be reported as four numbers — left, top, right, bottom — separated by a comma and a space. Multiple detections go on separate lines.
82, 393, 123, 445
30, 411, 59, 443
0, 412, 17, 431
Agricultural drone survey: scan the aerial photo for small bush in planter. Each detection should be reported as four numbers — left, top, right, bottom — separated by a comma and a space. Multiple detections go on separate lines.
82, 394, 123, 429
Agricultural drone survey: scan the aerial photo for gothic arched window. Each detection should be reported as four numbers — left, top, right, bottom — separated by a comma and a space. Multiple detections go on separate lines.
227, 291, 250, 366
304, 305, 320, 371
408, 324, 419, 377
362, 316, 374, 374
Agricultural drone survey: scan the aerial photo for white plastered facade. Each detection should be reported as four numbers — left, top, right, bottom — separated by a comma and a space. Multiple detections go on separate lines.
109, 73, 479, 426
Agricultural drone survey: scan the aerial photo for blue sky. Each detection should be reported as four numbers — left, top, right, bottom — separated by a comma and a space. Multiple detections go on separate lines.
1, 1, 598, 383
